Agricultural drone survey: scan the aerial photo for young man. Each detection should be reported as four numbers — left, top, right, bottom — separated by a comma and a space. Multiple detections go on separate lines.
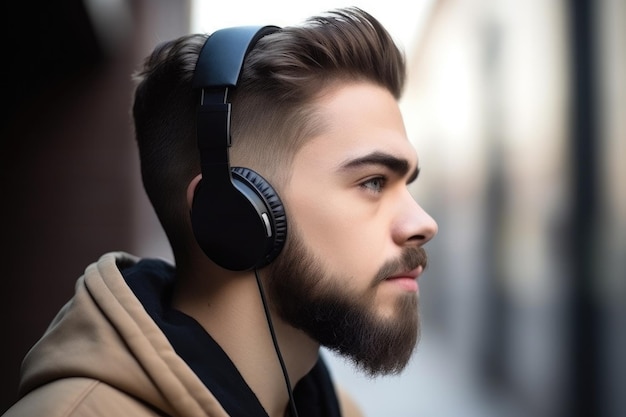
3, 7, 437, 417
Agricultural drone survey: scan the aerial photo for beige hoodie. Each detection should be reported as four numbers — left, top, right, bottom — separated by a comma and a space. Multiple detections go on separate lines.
4, 252, 230, 417
4, 252, 364, 417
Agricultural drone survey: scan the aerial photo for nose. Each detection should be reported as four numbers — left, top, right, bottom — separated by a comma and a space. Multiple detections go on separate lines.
392, 189, 438, 247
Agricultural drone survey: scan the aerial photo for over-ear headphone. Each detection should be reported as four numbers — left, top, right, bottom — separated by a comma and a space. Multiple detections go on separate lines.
190, 26, 287, 271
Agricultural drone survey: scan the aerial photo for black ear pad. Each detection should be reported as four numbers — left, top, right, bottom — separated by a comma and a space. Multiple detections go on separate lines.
232, 167, 287, 264
191, 166, 287, 271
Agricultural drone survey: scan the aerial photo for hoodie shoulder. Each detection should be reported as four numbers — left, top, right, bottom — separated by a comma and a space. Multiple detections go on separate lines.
3, 377, 163, 417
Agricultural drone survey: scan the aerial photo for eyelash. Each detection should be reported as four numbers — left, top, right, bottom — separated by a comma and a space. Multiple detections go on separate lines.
359, 176, 388, 193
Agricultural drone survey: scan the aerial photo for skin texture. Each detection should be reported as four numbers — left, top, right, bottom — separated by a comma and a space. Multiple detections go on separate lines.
265, 82, 437, 377
279, 82, 436, 309
178, 81, 438, 417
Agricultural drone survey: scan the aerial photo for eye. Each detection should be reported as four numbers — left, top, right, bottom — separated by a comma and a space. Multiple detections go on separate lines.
360, 176, 387, 193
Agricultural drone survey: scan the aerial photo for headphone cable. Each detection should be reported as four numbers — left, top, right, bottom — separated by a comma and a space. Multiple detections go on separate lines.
254, 268, 300, 417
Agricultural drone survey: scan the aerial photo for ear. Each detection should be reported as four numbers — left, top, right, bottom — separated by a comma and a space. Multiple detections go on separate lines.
186, 174, 203, 210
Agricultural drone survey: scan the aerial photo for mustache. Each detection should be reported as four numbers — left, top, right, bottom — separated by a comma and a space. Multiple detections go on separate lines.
373, 247, 429, 284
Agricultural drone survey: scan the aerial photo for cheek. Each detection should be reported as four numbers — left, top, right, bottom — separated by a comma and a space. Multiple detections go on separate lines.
284, 189, 387, 285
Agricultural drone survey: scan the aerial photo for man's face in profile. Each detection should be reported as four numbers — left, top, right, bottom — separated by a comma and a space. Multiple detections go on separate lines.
265, 82, 438, 376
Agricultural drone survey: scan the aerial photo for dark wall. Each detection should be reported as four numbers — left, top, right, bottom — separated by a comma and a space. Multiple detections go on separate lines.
0, 1, 188, 412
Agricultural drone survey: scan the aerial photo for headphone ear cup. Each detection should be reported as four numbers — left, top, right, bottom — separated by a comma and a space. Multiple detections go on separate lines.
231, 167, 287, 267
191, 166, 287, 271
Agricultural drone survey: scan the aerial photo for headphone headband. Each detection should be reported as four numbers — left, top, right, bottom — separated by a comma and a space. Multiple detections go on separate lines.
192, 25, 280, 89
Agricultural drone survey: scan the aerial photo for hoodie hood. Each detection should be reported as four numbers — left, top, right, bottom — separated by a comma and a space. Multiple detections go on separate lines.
18, 252, 228, 417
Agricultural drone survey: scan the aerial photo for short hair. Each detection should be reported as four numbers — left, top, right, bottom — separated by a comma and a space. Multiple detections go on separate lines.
132, 7, 406, 261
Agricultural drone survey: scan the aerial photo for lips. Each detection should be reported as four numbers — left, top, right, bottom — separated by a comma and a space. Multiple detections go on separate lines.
383, 265, 423, 292
386, 265, 423, 281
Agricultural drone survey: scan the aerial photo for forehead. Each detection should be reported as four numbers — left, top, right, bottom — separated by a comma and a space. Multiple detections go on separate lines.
296, 82, 418, 168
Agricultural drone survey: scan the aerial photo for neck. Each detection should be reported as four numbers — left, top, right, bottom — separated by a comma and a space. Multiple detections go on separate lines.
173, 257, 319, 417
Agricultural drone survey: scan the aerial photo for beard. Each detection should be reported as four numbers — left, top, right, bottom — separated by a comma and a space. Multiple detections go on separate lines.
264, 228, 428, 377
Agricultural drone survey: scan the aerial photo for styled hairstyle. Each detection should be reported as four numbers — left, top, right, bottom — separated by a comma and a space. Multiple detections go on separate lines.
132, 7, 406, 261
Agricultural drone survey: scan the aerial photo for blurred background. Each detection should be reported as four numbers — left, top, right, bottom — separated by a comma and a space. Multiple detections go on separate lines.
1, 0, 624, 416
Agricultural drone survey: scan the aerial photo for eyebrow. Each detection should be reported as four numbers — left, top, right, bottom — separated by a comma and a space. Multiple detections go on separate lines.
339, 151, 420, 184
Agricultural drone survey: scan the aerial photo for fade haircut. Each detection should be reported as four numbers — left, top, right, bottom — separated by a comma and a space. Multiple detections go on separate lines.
132, 7, 406, 262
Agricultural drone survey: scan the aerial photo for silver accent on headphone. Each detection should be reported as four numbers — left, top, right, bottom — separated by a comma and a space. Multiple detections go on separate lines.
261, 212, 272, 237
